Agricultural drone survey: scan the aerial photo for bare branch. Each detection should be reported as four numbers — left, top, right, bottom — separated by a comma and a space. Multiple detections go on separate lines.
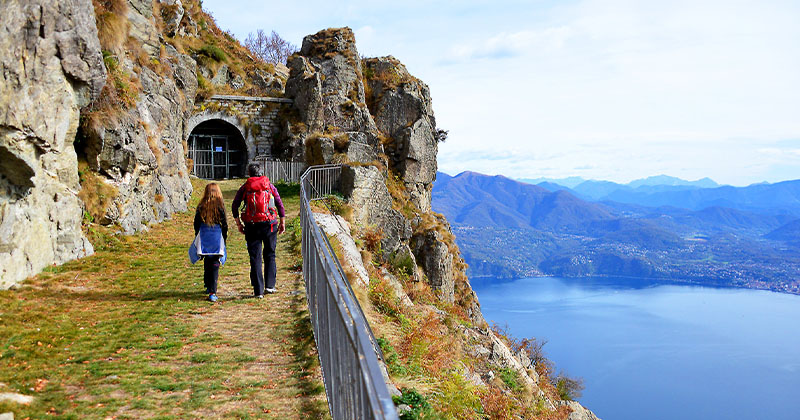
244, 30, 297, 65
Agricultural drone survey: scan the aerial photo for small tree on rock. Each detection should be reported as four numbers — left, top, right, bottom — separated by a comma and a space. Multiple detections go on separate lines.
244, 30, 297, 65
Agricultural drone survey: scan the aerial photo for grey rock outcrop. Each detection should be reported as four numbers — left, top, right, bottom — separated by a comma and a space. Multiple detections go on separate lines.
158, 0, 185, 37
315, 213, 369, 286
284, 28, 379, 164
339, 165, 411, 254
81, 1, 195, 233
410, 229, 454, 302
363, 56, 438, 212
560, 400, 602, 420
0, 0, 105, 288
286, 28, 455, 299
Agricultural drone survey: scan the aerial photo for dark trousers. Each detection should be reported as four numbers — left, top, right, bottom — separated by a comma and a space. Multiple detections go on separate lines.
245, 221, 278, 295
203, 255, 221, 294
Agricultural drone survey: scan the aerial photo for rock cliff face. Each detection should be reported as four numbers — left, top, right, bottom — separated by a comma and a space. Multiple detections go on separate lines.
80, 0, 195, 233
363, 56, 438, 212
288, 27, 599, 419
0, 0, 105, 287
285, 28, 453, 302
1, 0, 281, 287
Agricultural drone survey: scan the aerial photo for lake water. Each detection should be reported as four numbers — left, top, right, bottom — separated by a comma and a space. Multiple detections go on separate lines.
470, 276, 800, 420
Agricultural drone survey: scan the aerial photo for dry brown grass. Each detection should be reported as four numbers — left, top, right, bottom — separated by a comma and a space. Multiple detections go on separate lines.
146, 133, 163, 162
92, 0, 129, 53
361, 225, 383, 253
479, 386, 518, 420
77, 160, 118, 224
304, 133, 328, 166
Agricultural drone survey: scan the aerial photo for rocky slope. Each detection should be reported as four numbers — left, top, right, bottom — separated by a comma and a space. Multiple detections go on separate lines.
0, 0, 281, 287
286, 27, 599, 419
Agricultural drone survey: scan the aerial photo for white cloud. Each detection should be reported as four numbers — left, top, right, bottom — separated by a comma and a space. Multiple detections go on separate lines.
447, 27, 572, 61
202, 0, 800, 185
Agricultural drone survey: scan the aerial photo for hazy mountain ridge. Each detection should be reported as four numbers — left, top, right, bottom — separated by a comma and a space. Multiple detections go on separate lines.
525, 174, 800, 216
435, 171, 800, 294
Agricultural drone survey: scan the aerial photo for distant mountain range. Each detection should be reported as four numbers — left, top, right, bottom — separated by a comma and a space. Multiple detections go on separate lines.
434, 171, 800, 294
521, 175, 800, 216
435, 171, 614, 231
519, 174, 719, 190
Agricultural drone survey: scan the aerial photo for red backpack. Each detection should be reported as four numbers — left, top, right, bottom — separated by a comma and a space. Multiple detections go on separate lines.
241, 176, 278, 224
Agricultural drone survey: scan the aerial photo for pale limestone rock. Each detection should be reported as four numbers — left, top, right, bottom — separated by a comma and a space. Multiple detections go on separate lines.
128, 2, 159, 54
488, 332, 539, 389
559, 400, 602, 420
314, 213, 368, 286
378, 268, 413, 307
0, 392, 33, 405
0, 0, 104, 288
0, 412, 13, 420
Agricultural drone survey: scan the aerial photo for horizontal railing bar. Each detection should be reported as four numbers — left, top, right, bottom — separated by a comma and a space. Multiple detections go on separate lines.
299, 165, 399, 420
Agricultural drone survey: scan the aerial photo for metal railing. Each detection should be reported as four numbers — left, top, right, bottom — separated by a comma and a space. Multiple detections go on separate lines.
300, 165, 399, 420
254, 158, 307, 183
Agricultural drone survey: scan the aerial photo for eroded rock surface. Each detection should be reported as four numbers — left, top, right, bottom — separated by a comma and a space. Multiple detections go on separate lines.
284, 28, 379, 164
0, 0, 105, 287
81, 1, 195, 233
364, 56, 439, 212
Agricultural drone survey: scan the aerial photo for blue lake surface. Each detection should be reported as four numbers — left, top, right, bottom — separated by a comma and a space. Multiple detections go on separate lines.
470, 276, 800, 420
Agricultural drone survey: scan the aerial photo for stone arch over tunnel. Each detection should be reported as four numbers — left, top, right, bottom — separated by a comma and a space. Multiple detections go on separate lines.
187, 119, 249, 179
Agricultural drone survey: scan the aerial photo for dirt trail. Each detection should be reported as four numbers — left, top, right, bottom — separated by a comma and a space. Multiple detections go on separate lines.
0, 179, 328, 419
175, 180, 328, 419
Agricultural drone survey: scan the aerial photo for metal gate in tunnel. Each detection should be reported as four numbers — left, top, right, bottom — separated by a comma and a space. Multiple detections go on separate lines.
188, 120, 247, 179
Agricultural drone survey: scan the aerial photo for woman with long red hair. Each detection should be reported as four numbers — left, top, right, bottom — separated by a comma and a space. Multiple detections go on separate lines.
191, 183, 228, 302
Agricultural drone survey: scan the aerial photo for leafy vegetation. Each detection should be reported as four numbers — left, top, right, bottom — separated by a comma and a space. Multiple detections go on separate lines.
198, 44, 227, 62
393, 388, 441, 420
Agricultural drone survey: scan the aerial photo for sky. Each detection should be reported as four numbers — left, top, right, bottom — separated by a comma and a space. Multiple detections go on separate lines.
202, 0, 800, 186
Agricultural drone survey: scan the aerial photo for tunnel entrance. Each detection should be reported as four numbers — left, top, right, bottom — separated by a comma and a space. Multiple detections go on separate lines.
188, 119, 247, 179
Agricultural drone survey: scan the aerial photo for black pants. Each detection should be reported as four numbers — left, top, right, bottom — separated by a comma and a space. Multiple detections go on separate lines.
245, 221, 278, 295
203, 255, 221, 294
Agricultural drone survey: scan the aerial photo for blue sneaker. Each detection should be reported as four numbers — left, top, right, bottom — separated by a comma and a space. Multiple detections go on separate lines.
208, 294, 218, 302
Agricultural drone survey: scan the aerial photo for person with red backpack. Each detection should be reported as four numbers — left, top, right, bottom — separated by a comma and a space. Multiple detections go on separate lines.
232, 164, 286, 298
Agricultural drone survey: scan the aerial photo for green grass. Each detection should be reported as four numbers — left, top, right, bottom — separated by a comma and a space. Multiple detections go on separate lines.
0, 179, 327, 419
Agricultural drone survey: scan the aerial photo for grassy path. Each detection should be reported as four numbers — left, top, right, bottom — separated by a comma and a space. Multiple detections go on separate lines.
0, 179, 328, 419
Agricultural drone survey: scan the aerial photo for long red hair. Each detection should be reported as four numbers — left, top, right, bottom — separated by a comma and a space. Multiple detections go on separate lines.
199, 183, 224, 225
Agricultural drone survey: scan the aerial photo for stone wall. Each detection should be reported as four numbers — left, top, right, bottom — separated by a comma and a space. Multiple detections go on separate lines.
188, 95, 292, 160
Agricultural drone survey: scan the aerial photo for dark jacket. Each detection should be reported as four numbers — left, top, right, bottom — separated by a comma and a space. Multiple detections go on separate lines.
194, 204, 228, 241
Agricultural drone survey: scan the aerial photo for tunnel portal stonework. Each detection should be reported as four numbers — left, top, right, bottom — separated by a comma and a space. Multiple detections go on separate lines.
187, 95, 292, 167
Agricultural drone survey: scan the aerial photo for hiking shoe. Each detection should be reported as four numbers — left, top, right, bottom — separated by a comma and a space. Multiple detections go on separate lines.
255, 294, 264, 299
265, 288, 276, 294
208, 294, 218, 302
